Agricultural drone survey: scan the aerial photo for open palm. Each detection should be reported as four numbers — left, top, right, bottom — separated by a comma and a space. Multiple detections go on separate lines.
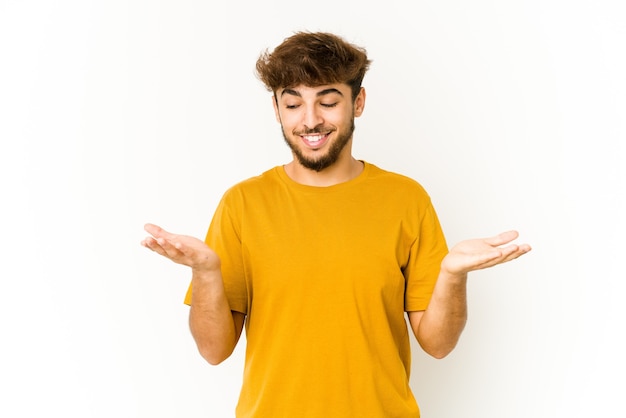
441, 230, 531, 277
141, 223, 221, 273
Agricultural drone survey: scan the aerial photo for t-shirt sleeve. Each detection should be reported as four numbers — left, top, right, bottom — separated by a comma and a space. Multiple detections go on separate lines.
404, 199, 448, 312
183, 191, 249, 314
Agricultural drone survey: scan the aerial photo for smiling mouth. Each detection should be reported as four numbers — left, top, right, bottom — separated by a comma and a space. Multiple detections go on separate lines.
302, 134, 325, 143
300, 133, 330, 149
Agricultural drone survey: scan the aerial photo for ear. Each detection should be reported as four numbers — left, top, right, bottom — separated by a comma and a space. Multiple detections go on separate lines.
272, 95, 281, 123
354, 87, 366, 117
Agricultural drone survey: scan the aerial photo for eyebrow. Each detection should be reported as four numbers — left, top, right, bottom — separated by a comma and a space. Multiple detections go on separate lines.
280, 88, 344, 98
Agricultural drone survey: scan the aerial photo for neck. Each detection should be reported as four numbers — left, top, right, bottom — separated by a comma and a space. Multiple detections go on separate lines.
284, 153, 364, 187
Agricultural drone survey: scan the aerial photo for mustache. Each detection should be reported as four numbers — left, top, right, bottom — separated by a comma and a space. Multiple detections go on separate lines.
294, 126, 335, 135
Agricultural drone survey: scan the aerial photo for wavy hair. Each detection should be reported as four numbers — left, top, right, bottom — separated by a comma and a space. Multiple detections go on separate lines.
256, 32, 371, 101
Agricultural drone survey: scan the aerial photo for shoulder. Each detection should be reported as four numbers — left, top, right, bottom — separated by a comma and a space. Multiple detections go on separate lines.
364, 162, 430, 197
219, 166, 283, 204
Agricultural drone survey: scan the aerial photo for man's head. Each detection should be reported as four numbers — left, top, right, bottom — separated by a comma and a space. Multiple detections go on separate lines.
255, 32, 371, 101
256, 32, 371, 173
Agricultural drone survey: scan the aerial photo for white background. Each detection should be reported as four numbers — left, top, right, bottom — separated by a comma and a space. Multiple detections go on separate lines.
1, 0, 624, 417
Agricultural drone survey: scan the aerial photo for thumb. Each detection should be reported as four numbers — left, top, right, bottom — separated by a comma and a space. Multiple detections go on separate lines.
144, 223, 170, 238
484, 230, 519, 247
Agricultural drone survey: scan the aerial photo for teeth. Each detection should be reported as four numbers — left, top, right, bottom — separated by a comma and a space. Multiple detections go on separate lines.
304, 135, 323, 142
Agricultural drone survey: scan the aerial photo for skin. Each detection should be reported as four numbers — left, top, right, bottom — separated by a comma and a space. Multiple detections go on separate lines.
274, 84, 365, 183
141, 82, 531, 363
141, 224, 243, 364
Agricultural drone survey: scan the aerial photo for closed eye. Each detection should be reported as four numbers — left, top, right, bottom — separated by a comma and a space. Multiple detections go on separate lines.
321, 102, 338, 108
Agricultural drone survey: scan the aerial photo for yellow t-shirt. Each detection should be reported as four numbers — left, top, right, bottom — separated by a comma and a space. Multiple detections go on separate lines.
185, 162, 448, 417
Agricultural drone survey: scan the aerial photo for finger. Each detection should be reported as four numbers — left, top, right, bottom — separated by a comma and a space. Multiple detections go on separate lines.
483, 230, 519, 247
141, 237, 167, 255
144, 223, 173, 239
142, 235, 182, 259
467, 249, 506, 269
480, 245, 532, 269
140, 237, 155, 249
501, 244, 532, 263
155, 236, 185, 255
498, 243, 520, 257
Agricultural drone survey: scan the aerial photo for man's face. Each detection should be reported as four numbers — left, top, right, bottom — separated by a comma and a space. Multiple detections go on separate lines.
273, 84, 365, 172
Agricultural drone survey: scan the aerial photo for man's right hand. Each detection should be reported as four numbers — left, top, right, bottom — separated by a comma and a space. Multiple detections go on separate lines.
140, 223, 221, 274
142, 223, 243, 365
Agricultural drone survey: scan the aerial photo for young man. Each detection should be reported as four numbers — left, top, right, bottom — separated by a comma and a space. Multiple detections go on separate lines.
141, 32, 531, 417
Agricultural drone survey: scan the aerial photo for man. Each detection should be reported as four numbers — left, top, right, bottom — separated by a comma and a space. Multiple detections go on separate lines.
141, 31, 531, 417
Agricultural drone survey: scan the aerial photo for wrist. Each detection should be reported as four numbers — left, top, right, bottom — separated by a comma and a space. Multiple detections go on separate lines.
439, 268, 468, 284
191, 266, 222, 283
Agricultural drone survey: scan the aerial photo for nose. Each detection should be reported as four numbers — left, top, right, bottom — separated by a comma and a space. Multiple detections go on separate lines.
303, 105, 323, 130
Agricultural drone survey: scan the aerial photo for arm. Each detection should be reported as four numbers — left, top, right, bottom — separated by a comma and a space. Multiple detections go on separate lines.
141, 223, 244, 365
408, 230, 531, 359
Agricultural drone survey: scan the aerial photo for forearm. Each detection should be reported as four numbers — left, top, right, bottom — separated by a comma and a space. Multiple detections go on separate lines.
411, 230, 531, 358
415, 271, 468, 359
188, 269, 240, 365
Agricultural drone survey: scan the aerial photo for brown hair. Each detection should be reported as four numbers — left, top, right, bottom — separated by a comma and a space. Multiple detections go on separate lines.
255, 32, 371, 101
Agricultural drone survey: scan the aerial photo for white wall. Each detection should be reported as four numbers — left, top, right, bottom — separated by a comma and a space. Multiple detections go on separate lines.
1, 1, 624, 416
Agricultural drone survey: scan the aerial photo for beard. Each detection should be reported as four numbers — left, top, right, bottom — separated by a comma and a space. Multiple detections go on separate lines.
281, 118, 355, 172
